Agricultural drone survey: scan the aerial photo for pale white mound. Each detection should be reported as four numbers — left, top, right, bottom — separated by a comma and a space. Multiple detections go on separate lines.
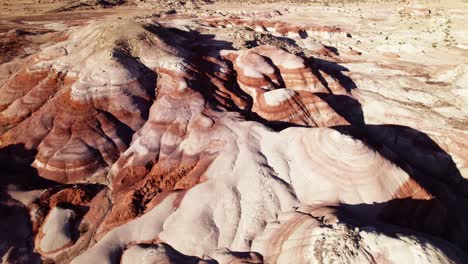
263, 89, 296, 106
33, 18, 183, 107
73, 120, 453, 263
39, 207, 75, 253
252, 205, 465, 264
72, 192, 179, 264
234, 50, 275, 78
2, 9, 467, 264
255, 45, 305, 70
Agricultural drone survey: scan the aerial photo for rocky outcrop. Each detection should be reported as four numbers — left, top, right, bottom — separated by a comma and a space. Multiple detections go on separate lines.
1, 4, 467, 264
221, 45, 349, 126
252, 205, 467, 264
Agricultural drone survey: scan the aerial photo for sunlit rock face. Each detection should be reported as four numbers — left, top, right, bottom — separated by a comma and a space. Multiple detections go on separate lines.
1, 2, 468, 263
220, 46, 350, 126
0, 20, 159, 183
252, 205, 467, 264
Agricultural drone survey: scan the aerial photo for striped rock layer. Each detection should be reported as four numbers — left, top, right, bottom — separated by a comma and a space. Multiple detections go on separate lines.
1, 15, 467, 264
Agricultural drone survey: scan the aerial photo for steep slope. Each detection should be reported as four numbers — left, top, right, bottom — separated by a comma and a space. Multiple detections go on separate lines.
1, 3, 468, 263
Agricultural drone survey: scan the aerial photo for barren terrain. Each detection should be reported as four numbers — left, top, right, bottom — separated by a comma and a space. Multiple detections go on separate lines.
0, 0, 467, 263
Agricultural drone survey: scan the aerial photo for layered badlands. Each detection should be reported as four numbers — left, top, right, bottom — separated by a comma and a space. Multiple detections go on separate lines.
1, 1, 468, 263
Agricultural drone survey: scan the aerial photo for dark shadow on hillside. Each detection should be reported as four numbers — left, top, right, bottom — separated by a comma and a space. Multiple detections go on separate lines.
0, 191, 41, 263
307, 57, 357, 93
316, 93, 364, 125
0, 144, 49, 263
140, 24, 468, 256
0, 143, 108, 263
0, 21, 466, 262
245, 34, 355, 93
333, 124, 468, 253
332, 199, 468, 262
143, 24, 362, 130
0, 144, 58, 189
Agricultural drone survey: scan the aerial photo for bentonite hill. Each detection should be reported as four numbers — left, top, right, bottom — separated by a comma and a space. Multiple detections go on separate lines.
0, 0, 467, 263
